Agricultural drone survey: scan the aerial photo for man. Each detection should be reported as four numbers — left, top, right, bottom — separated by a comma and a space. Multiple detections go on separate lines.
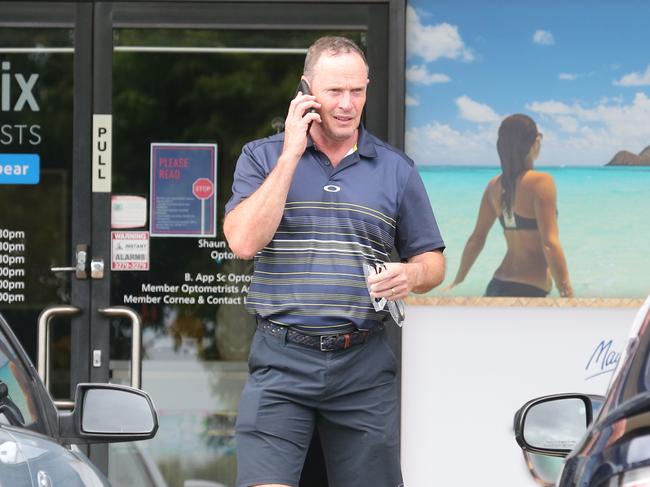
224, 36, 445, 487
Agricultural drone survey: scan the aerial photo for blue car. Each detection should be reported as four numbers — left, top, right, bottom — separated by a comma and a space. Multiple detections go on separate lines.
514, 296, 650, 486
0, 312, 158, 486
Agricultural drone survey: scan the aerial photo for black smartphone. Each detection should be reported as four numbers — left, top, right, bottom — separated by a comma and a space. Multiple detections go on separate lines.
295, 79, 316, 114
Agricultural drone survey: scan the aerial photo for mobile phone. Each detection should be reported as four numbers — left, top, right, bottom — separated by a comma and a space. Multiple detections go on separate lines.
295, 79, 316, 114
295, 79, 311, 96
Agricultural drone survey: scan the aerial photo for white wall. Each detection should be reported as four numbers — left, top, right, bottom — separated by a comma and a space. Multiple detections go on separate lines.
401, 305, 636, 486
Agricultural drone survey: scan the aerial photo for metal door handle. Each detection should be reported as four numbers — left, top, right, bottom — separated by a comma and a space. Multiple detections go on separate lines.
50, 244, 88, 279
37, 305, 81, 400
90, 258, 104, 279
98, 306, 142, 389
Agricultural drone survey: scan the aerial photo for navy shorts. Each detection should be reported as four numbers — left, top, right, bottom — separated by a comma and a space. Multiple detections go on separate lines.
235, 325, 402, 487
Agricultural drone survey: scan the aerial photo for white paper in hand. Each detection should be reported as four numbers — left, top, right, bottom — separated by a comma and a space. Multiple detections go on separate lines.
363, 263, 386, 311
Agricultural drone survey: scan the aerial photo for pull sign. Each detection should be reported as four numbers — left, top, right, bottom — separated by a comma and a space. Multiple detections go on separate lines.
92, 114, 112, 192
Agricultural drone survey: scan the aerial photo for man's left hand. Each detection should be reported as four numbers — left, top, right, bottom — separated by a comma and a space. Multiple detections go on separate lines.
367, 251, 445, 300
367, 263, 412, 301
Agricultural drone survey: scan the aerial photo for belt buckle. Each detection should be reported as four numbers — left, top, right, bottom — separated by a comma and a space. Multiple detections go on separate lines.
320, 335, 337, 352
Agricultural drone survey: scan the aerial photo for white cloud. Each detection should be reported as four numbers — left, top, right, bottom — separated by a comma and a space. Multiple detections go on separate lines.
456, 95, 501, 123
614, 65, 650, 86
596, 95, 624, 105
406, 65, 451, 85
407, 6, 474, 62
526, 100, 572, 115
405, 95, 419, 106
555, 116, 579, 133
407, 93, 650, 166
405, 122, 498, 165
533, 30, 555, 46
558, 73, 578, 81
529, 93, 650, 138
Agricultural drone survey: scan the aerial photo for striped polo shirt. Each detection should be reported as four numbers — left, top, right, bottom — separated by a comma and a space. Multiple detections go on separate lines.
225, 126, 444, 333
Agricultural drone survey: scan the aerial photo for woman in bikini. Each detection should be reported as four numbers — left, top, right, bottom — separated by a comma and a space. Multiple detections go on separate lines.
445, 114, 573, 297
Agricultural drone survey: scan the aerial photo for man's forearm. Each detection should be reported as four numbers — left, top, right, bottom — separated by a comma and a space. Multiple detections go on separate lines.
407, 251, 446, 293
224, 154, 300, 259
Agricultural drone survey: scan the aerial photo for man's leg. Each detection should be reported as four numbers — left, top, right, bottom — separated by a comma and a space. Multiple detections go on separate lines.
235, 331, 322, 487
318, 331, 403, 487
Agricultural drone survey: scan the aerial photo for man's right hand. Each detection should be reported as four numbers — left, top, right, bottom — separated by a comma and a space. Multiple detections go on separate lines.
224, 93, 320, 259
282, 92, 321, 160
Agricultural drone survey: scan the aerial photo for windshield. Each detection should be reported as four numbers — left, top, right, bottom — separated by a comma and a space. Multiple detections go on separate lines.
597, 295, 650, 420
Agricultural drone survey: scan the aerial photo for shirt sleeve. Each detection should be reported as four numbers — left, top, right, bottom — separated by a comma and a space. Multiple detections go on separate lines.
394, 167, 445, 260
224, 142, 268, 215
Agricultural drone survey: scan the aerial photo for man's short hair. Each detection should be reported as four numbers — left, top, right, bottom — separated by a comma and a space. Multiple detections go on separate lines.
303, 36, 369, 78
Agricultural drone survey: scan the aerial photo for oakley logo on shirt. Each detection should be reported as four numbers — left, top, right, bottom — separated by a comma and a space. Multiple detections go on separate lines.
323, 184, 341, 193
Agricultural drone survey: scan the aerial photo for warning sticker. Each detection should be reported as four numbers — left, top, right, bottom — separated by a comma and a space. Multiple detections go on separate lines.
111, 231, 150, 271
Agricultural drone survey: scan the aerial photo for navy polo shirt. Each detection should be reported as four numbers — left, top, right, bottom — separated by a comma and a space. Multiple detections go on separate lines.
225, 126, 444, 331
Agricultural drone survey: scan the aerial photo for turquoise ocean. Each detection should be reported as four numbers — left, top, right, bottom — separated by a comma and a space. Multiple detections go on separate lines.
418, 166, 650, 298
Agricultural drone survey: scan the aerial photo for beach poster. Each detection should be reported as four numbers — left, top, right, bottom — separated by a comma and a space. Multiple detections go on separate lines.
405, 0, 650, 300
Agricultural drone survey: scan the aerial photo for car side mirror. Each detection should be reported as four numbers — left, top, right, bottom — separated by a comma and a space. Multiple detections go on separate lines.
514, 394, 595, 456
59, 383, 158, 444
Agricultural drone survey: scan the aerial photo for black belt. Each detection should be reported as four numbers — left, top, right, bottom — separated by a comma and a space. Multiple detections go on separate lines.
257, 320, 374, 352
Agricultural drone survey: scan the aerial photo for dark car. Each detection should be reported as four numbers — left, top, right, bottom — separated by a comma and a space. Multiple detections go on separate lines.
514, 296, 650, 486
0, 312, 158, 486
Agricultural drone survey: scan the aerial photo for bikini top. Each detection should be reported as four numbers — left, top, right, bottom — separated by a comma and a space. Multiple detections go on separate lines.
498, 210, 538, 230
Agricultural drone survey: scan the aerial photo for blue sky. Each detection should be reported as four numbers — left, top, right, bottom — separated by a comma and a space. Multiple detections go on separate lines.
405, 0, 650, 165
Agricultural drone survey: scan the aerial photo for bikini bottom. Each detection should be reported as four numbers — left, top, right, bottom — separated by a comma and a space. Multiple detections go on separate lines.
484, 277, 548, 298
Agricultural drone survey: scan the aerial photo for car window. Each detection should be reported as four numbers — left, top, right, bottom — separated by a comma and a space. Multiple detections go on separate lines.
0, 330, 40, 427
524, 451, 563, 486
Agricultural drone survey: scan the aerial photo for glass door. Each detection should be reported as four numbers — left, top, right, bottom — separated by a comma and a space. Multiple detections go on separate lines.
0, 3, 94, 407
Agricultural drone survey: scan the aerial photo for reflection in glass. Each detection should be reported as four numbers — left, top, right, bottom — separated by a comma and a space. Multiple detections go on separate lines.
82, 388, 154, 434
0, 326, 39, 426
0, 28, 74, 399
524, 398, 587, 450
524, 450, 564, 486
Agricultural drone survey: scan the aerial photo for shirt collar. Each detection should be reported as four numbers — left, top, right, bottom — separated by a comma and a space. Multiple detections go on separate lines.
355, 124, 378, 158
306, 124, 378, 159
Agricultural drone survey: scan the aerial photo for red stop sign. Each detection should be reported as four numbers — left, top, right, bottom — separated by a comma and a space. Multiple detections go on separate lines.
192, 178, 214, 200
